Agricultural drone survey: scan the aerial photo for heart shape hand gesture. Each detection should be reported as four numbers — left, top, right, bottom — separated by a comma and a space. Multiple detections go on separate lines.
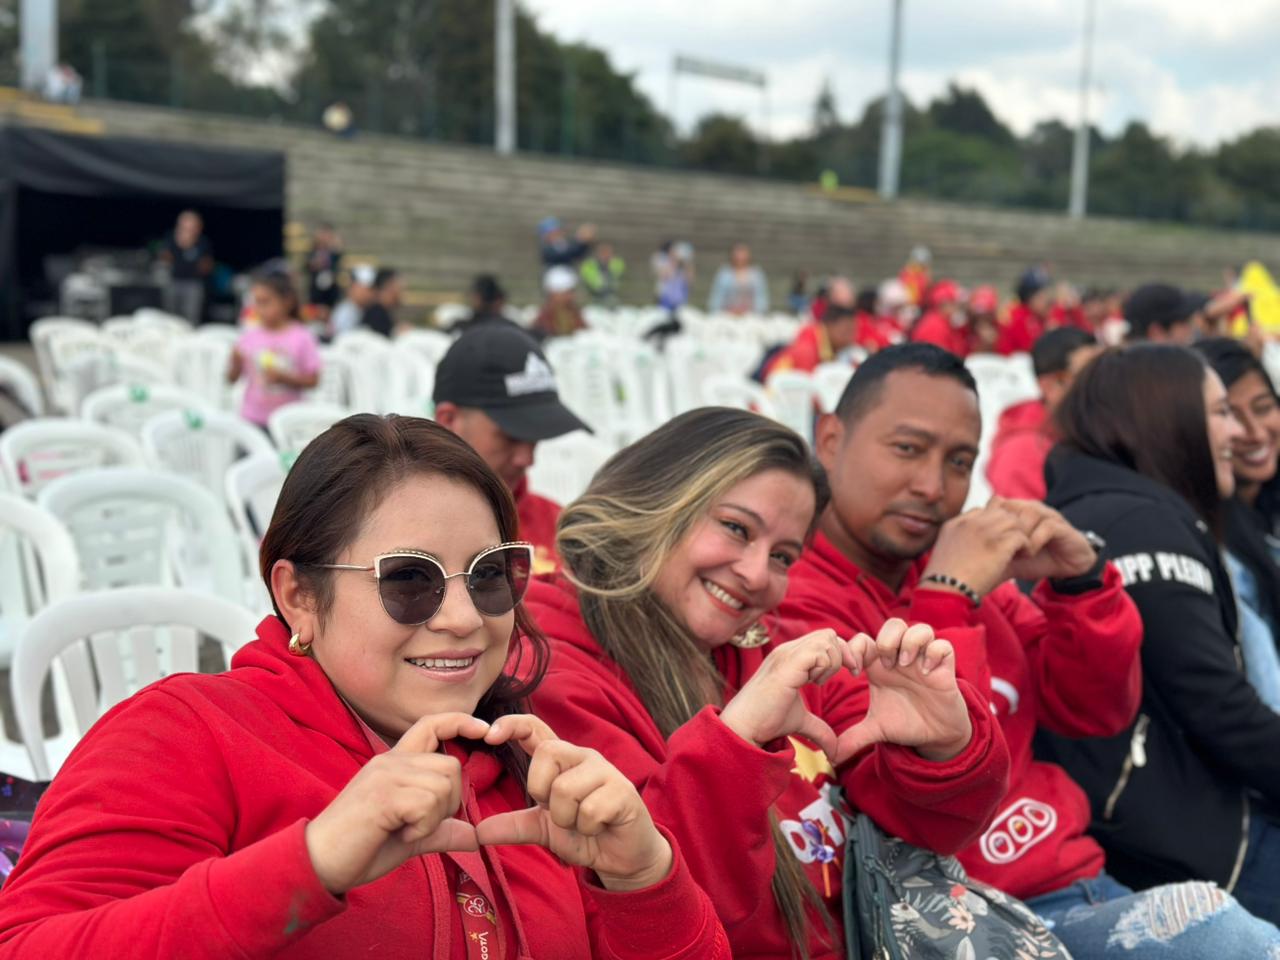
304, 712, 671, 896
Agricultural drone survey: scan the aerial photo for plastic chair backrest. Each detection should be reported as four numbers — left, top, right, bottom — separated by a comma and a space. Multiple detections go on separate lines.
396, 329, 454, 367
765, 369, 819, 444
309, 347, 355, 408
0, 355, 44, 417
267, 402, 350, 454
81, 383, 211, 438
29, 317, 97, 396
141, 409, 274, 498
527, 431, 616, 506
12, 587, 257, 779
383, 351, 435, 417
700, 374, 779, 419
812, 362, 855, 414
225, 451, 287, 580
0, 493, 81, 664
38, 467, 242, 602
0, 418, 145, 498
170, 336, 234, 410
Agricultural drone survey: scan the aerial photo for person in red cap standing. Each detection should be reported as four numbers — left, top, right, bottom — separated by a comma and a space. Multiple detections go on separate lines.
434, 325, 592, 575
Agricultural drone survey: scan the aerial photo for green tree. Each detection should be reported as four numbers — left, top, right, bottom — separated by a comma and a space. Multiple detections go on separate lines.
928, 83, 1015, 145
682, 113, 759, 175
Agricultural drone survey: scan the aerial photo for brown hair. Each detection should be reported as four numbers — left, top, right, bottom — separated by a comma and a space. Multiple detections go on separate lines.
557, 407, 833, 957
252, 268, 301, 320
1055, 343, 1221, 532
259, 414, 548, 764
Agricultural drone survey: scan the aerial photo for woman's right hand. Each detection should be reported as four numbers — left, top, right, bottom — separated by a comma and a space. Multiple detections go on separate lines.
304, 713, 490, 895
719, 629, 848, 759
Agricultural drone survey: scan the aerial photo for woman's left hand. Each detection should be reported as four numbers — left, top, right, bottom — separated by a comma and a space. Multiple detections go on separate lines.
836, 619, 973, 763
477, 715, 673, 892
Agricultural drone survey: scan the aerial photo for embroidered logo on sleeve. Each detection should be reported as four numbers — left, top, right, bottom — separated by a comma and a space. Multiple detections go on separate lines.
978, 797, 1058, 865
1113, 552, 1215, 595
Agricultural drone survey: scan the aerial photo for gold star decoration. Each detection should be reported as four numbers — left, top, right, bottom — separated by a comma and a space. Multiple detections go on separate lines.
789, 737, 835, 783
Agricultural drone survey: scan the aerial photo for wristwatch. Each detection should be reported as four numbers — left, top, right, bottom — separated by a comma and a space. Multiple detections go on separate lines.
1050, 530, 1108, 595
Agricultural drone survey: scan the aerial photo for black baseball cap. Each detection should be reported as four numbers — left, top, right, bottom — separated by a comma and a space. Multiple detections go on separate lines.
433, 325, 590, 442
1124, 283, 1202, 339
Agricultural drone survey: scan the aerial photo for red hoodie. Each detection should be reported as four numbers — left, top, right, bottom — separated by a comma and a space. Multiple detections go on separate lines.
775, 533, 1143, 900
524, 576, 1009, 960
911, 310, 973, 358
986, 399, 1052, 500
513, 478, 562, 576
0, 616, 729, 960
996, 303, 1045, 355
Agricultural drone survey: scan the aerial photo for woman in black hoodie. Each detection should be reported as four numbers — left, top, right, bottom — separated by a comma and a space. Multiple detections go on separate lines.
1042, 343, 1280, 925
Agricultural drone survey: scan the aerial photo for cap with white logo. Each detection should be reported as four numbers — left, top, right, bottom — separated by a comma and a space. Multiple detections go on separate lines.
432, 325, 591, 442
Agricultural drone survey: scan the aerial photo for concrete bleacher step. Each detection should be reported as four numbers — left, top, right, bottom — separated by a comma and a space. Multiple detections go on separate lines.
18, 97, 1280, 310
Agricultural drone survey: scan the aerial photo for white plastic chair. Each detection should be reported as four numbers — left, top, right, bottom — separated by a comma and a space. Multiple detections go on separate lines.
0, 418, 145, 498
383, 351, 436, 417
396, 329, 454, 367
29, 316, 98, 409
38, 467, 243, 604
0, 494, 87, 777
225, 452, 288, 596
0, 355, 44, 417
81, 383, 211, 438
194, 324, 241, 349
813, 362, 855, 414
527, 431, 616, 506
132, 309, 194, 337
267, 402, 350, 454
141, 409, 274, 496
13, 587, 258, 779
170, 336, 234, 410
765, 370, 819, 445
308, 347, 357, 409
700, 374, 779, 419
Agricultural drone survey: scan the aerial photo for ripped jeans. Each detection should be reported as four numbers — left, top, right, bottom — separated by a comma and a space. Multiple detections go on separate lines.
1026, 872, 1280, 958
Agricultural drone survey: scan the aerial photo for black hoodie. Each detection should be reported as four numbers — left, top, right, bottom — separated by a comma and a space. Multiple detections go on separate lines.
1042, 450, 1280, 892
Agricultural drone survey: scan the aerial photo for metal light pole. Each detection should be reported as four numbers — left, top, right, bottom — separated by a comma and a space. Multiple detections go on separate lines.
494, 0, 516, 155
1068, 0, 1096, 219
20, 0, 58, 93
878, 0, 904, 200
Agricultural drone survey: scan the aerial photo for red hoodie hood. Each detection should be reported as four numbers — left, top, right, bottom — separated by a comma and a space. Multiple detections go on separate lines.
993, 398, 1048, 440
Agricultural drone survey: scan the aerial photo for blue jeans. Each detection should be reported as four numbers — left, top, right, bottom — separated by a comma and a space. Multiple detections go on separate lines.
1026, 872, 1280, 958
1234, 811, 1280, 927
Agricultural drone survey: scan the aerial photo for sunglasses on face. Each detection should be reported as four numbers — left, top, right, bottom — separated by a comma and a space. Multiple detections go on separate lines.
317, 542, 533, 625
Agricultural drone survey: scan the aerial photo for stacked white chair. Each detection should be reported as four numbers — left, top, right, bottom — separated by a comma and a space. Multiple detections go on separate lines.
81, 383, 211, 438
141, 409, 274, 497
38, 467, 243, 603
33, 322, 112, 413
0, 418, 145, 499
267, 402, 350, 455
13, 587, 257, 779
30, 317, 98, 406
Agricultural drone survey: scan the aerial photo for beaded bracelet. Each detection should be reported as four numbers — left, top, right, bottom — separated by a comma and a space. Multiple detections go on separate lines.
920, 573, 981, 607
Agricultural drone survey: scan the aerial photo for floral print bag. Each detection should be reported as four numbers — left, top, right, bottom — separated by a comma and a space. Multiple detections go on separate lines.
833, 789, 1072, 960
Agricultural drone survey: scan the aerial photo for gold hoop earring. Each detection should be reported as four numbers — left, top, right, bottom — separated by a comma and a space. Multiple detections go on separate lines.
288, 633, 312, 657
730, 623, 770, 649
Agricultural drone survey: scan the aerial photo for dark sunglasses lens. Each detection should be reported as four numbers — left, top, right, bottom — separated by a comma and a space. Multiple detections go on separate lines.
377, 556, 446, 624
467, 547, 532, 617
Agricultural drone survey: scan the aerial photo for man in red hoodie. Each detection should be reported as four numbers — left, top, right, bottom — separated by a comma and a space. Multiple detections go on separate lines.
997, 268, 1054, 355
910, 279, 972, 358
434, 325, 590, 574
987, 327, 1100, 500
764, 277, 861, 378
771, 344, 1280, 955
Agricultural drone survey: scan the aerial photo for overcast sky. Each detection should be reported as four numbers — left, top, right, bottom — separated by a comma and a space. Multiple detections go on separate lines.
522, 0, 1280, 149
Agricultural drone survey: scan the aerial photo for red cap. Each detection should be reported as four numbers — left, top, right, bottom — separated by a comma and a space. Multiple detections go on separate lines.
926, 279, 965, 308
969, 285, 999, 313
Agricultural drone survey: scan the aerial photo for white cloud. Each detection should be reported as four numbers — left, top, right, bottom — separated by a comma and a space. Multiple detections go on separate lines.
525, 0, 1280, 147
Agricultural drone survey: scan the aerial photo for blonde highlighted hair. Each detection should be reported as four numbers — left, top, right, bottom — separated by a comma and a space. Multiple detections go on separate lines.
557, 407, 834, 956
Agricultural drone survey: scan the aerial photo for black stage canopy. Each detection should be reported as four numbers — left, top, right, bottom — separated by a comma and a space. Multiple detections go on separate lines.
0, 125, 286, 339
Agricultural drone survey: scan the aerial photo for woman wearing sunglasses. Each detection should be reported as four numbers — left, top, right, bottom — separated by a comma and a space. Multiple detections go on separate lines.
525, 408, 1010, 959
0, 415, 730, 959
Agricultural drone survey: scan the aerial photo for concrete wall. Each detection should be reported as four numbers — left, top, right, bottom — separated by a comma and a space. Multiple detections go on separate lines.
28, 99, 1280, 309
